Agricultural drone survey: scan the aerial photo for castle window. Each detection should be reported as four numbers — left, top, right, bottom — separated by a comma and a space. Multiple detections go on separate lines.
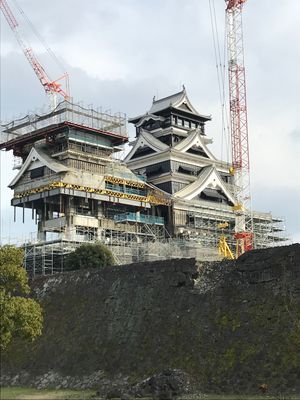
178, 165, 198, 176
30, 167, 44, 179
184, 120, 190, 128
177, 118, 183, 126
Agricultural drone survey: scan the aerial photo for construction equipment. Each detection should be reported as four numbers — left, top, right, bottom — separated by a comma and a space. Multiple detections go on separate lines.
225, 0, 253, 257
0, 0, 70, 107
218, 235, 235, 260
217, 222, 235, 260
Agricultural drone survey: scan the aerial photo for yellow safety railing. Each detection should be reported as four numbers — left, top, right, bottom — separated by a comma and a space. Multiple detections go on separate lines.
105, 175, 145, 189
14, 181, 169, 205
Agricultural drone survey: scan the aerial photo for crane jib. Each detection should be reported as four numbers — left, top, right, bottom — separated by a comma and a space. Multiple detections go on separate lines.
0, 0, 70, 103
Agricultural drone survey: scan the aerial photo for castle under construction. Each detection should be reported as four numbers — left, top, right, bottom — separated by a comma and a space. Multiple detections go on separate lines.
0, 89, 286, 275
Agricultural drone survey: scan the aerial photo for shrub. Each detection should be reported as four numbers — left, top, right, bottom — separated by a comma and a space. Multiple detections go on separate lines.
65, 243, 115, 271
0, 245, 43, 350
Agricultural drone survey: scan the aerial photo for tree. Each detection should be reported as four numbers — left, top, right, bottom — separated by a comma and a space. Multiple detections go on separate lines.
0, 245, 43, 350
65, 242, 115, 271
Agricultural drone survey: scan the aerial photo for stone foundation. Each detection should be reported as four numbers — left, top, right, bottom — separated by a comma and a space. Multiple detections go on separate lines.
1, 244, 300, 396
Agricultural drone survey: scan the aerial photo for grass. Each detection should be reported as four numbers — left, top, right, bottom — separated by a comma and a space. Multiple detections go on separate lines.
1, 388, 299, 400
190, 397, 300, 400
198, 397, 300, 400
0, 387, 96, 400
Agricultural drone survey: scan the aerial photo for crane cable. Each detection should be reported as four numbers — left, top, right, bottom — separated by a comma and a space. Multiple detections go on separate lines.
208, 0, 234, 256
10, 0, 67, 76
208, 0, 231, 165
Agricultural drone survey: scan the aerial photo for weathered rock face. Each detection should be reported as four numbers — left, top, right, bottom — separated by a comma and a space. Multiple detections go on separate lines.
1, 244, 300, 395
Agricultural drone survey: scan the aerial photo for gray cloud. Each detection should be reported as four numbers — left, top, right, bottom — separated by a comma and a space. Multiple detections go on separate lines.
253, 185, 300, 244
289, 130, 300, 143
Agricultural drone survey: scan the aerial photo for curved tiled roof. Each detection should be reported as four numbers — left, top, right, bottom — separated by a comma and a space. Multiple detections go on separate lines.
174, 165, 235, 204
149, 90, 185, 114
174, 128, 215, 159
129, 88, 211, 124
124, 129, 169, 162
149, 89, 211, 119
9, 145, 69, 188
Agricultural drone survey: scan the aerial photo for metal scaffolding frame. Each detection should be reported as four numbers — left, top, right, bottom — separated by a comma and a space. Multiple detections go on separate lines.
176, 207, 287, 253
20, 203, 287, 276
1, 97, 287, 276
23, 217, 172, 276
23, 234, 221, 277
0, 100, 127, 145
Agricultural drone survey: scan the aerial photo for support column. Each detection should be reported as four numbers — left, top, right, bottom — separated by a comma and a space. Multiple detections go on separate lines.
64, 196, 76, 240
37, 209, 46, 242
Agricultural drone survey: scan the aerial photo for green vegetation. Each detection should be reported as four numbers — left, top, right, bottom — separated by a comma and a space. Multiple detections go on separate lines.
1, 388, 298, 400
0, 245, 43, 350
65, 242, 115, 271
0, 387, 96, 399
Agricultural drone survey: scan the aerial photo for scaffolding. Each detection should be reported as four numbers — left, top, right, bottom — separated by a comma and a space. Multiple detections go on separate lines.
252, 212, 287, 249
1, 96, 288, 276
23, 234, 221, 277
0, 100, 127, 147
176, 207, 287, 254
21, 204, 287, 277
24, 240, 81, 276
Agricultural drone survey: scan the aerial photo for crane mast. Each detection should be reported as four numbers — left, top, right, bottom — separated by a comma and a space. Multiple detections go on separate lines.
225, 0, 253, 256
0, 0, 70, 106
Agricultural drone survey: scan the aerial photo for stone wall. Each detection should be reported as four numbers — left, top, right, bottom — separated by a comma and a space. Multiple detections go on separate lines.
1, 244, 300, 395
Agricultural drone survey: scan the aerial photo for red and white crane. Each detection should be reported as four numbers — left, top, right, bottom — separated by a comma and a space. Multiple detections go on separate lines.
0, 0, 70, 107
225, 0, 253, 256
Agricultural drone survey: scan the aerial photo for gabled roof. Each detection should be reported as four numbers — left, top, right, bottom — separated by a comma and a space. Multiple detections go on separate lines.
174, 165, 235, 204
129, 87, 211, 124
124, 129, 169, 162
149, 90, 185, 114
9, 146, 68, 188
174, 128, 215, 160
149, 87, 211, 120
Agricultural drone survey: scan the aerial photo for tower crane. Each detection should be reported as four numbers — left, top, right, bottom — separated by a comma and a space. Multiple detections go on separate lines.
225, 0, 253, 257
0, 0, 70, 107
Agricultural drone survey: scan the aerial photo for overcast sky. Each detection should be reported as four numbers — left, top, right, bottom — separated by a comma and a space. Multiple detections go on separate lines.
0, 0, 299, 244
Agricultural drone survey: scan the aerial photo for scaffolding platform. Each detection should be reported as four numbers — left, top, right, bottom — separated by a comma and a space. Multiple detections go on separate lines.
114, 213, 164, 225
23, 235, 221, 277
0, 100, 128, 150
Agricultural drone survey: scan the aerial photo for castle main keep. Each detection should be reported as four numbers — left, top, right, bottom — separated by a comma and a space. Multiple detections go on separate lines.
0, 89, 285, 274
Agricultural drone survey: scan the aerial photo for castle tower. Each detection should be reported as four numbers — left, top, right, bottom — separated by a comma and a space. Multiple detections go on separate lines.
0, 101, 170, 273
126, 89, 286, 250
0, 94, 286, 272
126, 88, 234, 199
